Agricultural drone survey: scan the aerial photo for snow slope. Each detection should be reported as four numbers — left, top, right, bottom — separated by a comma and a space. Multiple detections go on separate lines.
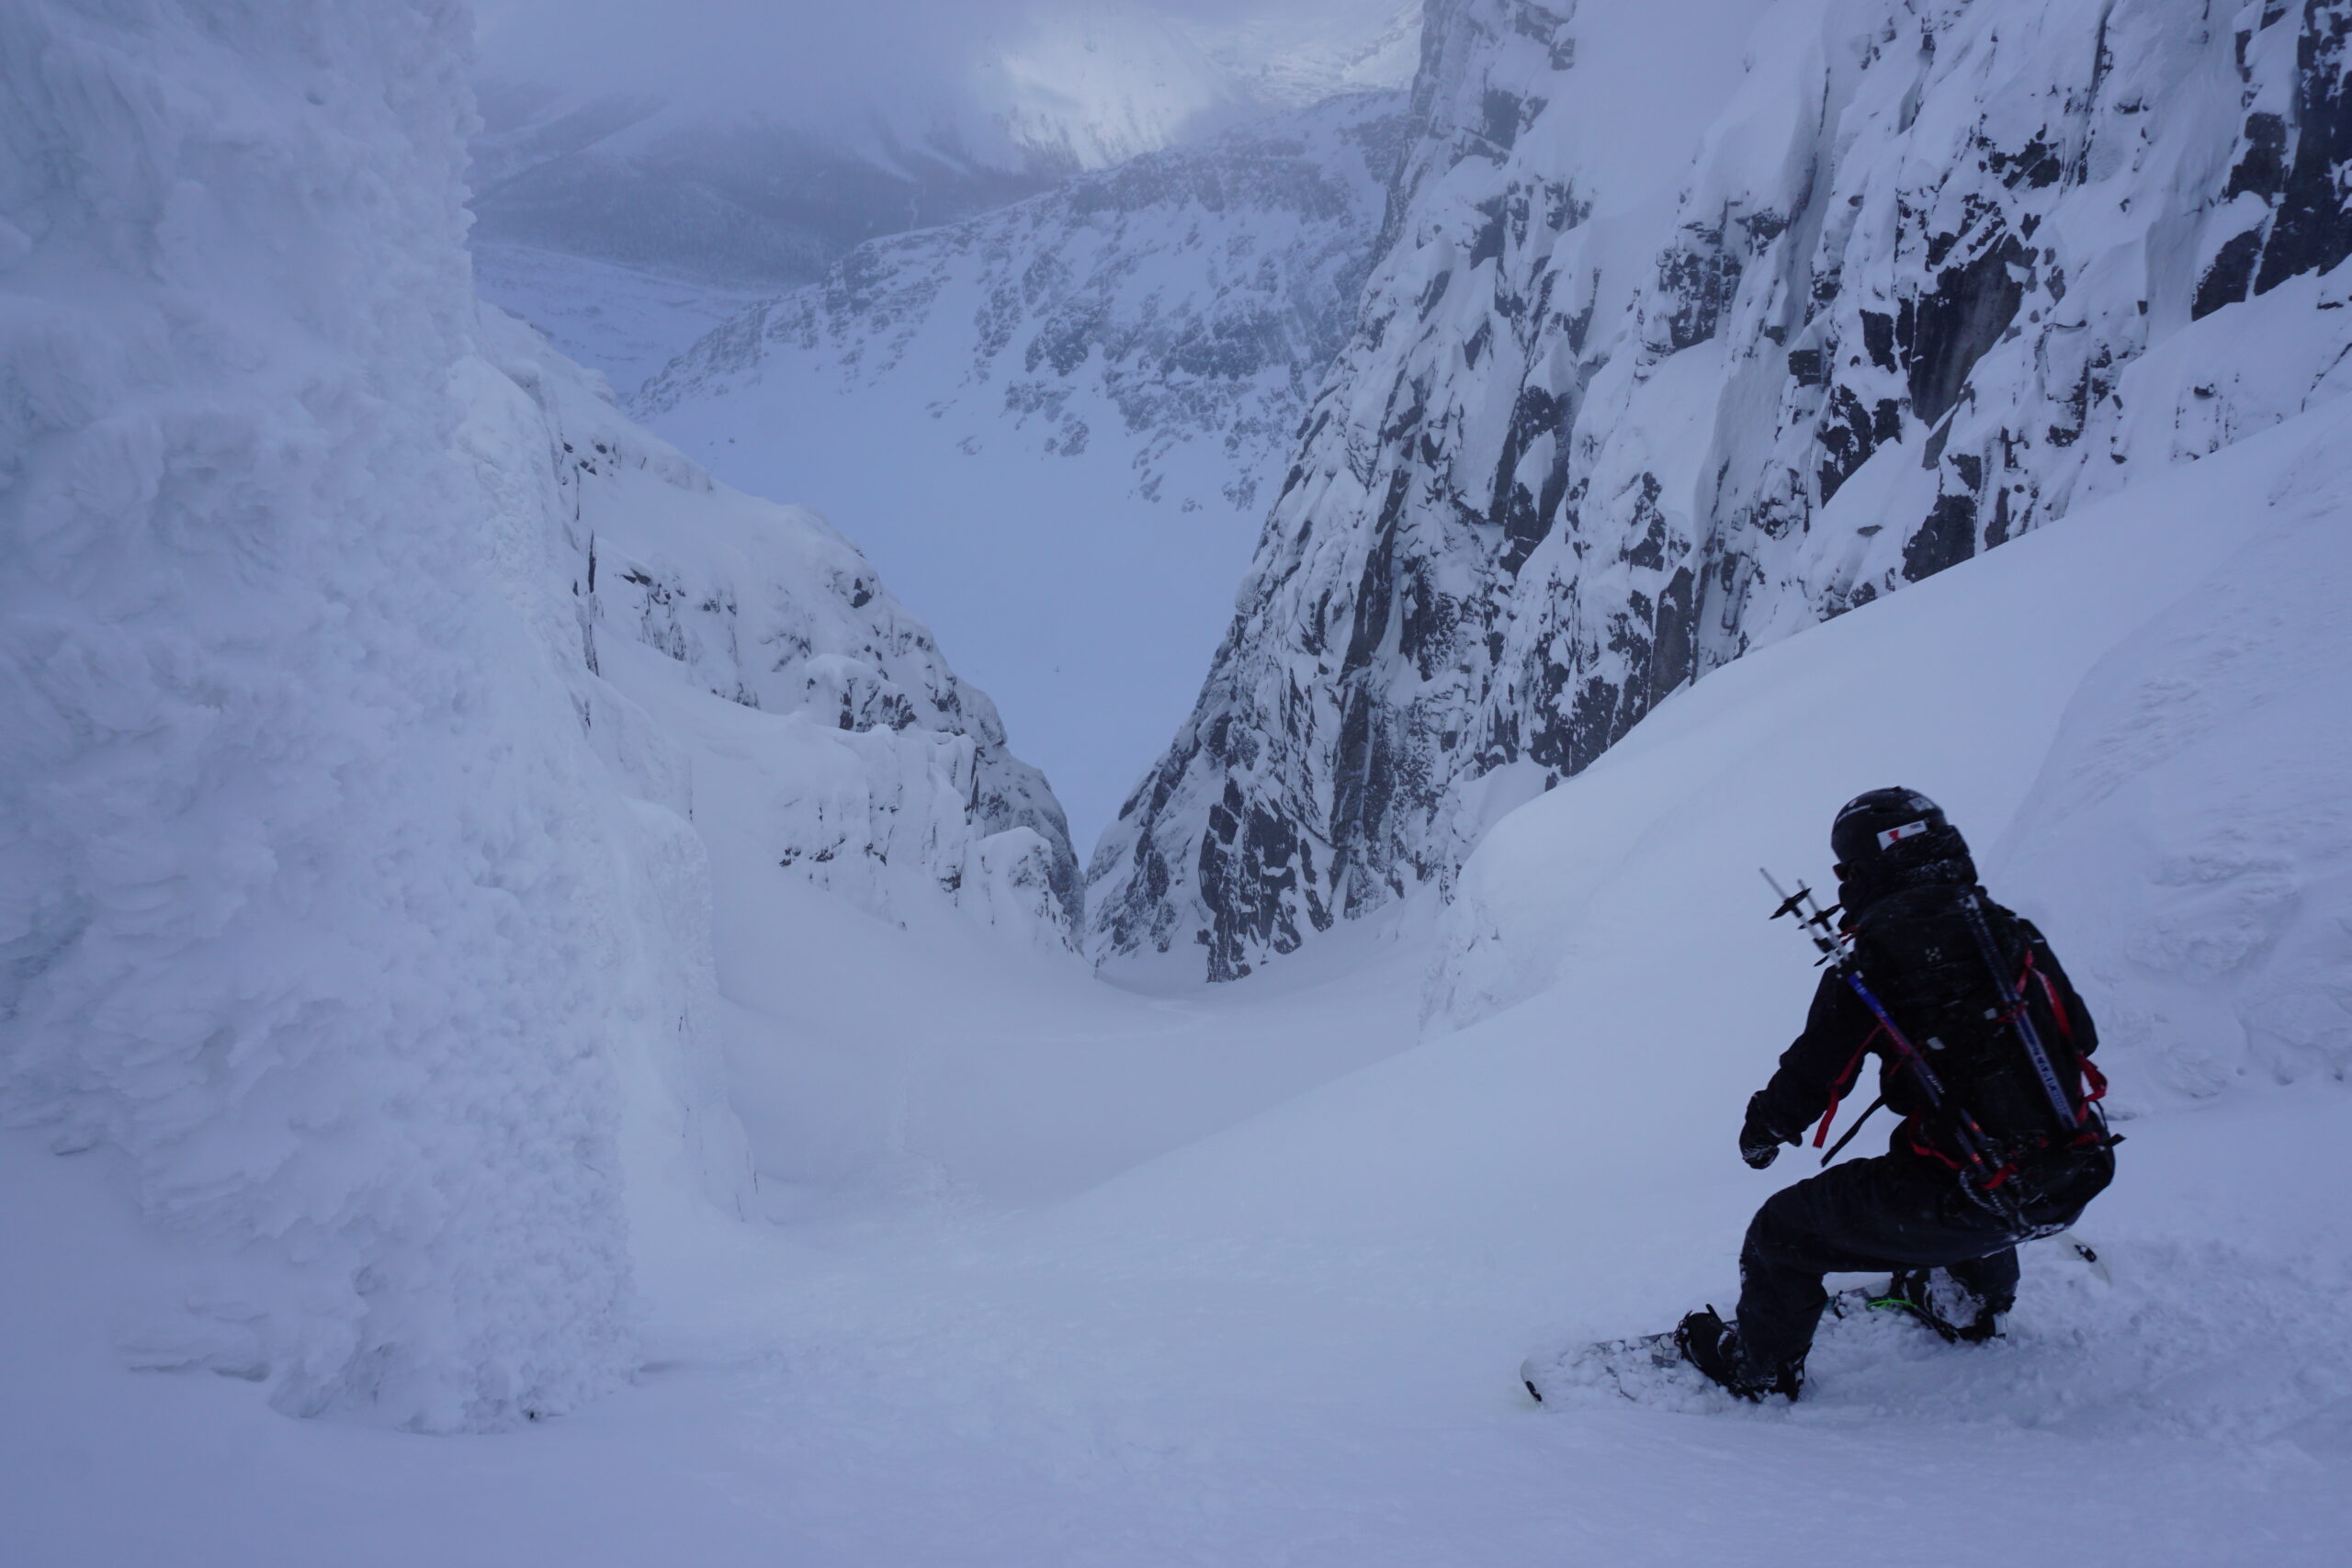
9, 257, 2348, 1563
1096, 0, 2352, 979
643, 92, 1410, 846
6, 0, 2347, 1555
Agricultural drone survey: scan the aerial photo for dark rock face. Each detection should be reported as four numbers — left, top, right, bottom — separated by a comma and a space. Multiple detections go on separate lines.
1091, 0, 2352, 982
2196, 0, 2352, 317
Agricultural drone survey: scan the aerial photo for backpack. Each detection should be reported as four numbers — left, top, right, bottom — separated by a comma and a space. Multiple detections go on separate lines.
1846, 882, 2115, 1225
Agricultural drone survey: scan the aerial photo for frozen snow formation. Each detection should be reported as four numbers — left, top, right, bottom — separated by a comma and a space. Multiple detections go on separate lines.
0, 0, 673, 1433
1093, 0, 2352, 978
0, 0, 1071, 1434
640, 90, 1410, 526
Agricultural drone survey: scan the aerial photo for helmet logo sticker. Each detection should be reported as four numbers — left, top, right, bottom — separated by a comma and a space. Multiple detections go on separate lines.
1876, 818, 1933, 851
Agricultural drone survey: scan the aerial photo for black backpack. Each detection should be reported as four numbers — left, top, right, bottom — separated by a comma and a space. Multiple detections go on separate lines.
1847, 883, 2115, 1224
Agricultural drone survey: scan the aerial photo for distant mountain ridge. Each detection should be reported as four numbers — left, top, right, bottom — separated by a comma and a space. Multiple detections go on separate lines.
639, 91, 1409, 511
468, 0, 1422, 376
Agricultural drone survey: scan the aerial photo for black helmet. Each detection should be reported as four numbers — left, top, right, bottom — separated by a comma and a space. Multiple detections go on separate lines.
1831, 787, 1973, 910
1832, 787, 1949, 868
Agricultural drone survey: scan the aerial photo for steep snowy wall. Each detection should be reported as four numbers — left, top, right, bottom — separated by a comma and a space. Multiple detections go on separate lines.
1094, 0, 2352, 979
0, 0, 699, 1429
0, 0, 1091, 1439
477, 309, 1083, 941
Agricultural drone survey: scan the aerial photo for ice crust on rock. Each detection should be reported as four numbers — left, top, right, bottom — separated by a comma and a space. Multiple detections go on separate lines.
1094, 0, 2352, 979
0, 0, 1076, 1434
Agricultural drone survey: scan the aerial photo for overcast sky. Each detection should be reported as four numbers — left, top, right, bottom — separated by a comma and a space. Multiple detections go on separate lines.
473, 0, 1413, 144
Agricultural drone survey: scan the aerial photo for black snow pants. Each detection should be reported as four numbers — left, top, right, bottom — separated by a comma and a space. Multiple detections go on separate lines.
1736, 1151, 2025, 1377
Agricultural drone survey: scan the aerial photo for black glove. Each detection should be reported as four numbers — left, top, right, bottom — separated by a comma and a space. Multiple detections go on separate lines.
1739, 1103, 1787, 1170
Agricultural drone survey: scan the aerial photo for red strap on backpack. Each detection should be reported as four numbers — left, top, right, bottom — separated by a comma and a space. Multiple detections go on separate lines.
1813, 1023, 1885, 1148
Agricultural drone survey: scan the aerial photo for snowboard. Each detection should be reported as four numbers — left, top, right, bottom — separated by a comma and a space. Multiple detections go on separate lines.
1520, 1328, 1702, 1408
1521, 1282, 1962, 1407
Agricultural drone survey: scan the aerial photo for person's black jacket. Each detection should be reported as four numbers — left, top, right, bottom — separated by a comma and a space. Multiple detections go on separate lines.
1746, 896, 2099, 1163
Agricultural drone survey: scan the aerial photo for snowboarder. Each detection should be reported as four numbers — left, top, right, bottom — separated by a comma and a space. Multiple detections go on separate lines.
1676, 788, 2117, 1401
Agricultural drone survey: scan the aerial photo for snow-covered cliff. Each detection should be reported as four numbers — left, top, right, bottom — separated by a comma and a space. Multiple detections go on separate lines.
0, 0, 1075, 1435
641, 91, 1410, 843
477, 310, 1084, 940
1094, 0, 2352, 979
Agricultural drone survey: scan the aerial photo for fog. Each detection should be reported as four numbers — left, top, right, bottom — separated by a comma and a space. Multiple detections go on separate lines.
474, 0, 1412, 158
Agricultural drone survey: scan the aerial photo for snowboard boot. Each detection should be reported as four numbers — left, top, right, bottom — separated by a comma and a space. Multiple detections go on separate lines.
1880, 1269, 2007, 1344
1674, 1307, 1803, 1402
